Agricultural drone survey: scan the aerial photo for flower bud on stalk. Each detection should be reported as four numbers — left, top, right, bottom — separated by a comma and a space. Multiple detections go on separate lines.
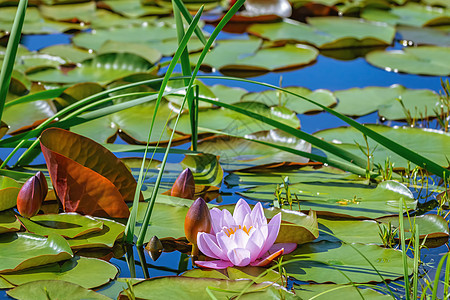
171, 168, 195, 199
17, 171, 48, 218
146, 236, 164, 261
184, 197, 211, 256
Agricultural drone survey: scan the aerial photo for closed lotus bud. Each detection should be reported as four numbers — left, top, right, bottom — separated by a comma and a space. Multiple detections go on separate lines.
17, 171, 48, 218
171, 168, 195, 199
145, 236, 163, 261
184, 197, 211, 245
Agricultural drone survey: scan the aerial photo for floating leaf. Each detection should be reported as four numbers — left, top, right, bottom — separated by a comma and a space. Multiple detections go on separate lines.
285, 241, 413, 283
0, 176, 21, 211
0, 233, 73, 273
315, 125, 450, 169
365, 46, 450, 76
248, 17, 395, 49
169, 102, 300, 136
1, 256, 117, 289
396, 25, 450, 47
317, 218, 382, 244
0, 210, 21, 234
294, 284, 392, 299
40, 128, 140, 218
27, 53, 153, 84
183, 266, 282, 284
101, 0, 172, 18
208, 84, 248, 105
39, 2, 97, 22
198, 129, 311, 171
241, 87, 337, 114
361, 3, 450, 27
18, 213, 103, 238
191, 38, 318, 73
98, 40, 162, 64
334, 85, 441, 119
241, 180, 416, 219
3, 98, 56, 133
6, 280, 110, 300
96, 278, 143, 299
67, 217, 125, 249
118, 276, 297, 299
39, 45, 94, 64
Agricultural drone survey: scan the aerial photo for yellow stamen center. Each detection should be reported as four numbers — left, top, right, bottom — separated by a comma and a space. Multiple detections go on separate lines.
224, 225, 253, 237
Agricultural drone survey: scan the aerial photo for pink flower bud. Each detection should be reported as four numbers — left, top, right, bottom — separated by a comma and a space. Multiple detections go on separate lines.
184, 197, 211, 245
17, 171, 48, 218
171, 168, 195, 199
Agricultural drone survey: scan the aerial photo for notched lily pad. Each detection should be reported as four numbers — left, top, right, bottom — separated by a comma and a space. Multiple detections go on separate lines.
0, 176, 22, 211
0, 210, 21, 234
67, 217, 125, 249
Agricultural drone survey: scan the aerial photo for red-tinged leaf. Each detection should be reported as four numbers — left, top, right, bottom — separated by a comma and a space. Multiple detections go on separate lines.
40, 128, 139, 218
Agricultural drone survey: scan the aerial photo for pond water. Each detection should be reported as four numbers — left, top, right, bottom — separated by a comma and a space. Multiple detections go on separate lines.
1, 4, 450, 299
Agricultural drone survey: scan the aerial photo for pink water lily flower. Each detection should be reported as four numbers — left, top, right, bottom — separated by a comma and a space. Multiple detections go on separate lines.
195, 199, 297, 269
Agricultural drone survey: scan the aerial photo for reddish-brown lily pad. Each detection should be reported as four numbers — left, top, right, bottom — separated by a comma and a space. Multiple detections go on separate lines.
40, 128, 142, 218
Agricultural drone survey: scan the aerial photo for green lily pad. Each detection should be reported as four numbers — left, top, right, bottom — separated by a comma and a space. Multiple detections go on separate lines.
54, 82, 104, 107
165, 77, 216, 108
0, 233, 73, 273
39, 2, 97, 22
192, 38, 318, 72
318, 218, 382, 244
241, 180, 416, 219
248, 17, 395, 49
362, 3, 450, 27
0, 210, 21, 234
285, 241, 413, 284
208, 84, 248, 105
27, 53, 153, 84
18, 213, 103, 239
6, 280, 110, 300
67, 217, 125, 249
1, 256, 117, 289
98, 40, 162, 64
396, 25, 450, 47
72, 98, 189, 145
0, 176, 21, 211
90, 9, 157, 29
119, 276, 298, 299
315, 124, 450, 169
334, 85, 441, 119
241, 87, 337, 114
0, 7, 82, 34
294, 284, 392, 299
365, 46, 450, 76
101, 0, 172, 18
97, 278, 143, 299
39, 45, 94, 63
169, 102, 300, 136
0, 276, 13, 289
3, 98, 57, 132
197, 129, 311, 171
183, 266, 282, 284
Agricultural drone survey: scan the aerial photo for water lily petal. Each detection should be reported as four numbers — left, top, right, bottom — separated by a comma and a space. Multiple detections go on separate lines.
222, 209, 236, 228
246, 229, 265, 262
195, 260, 234, 269
268, 243, 297, 255
242, 214, 253, 230
199, 232, 228, 261
233, 199, 252, 225
250, 202, 266, 227
197, 232, 222, 260
258, 213, 281, 256
227, 248, 251, 267
250, 248, 284, 267
231, 228, 250, 249
209, 208, 223, 234
216, 230, 236, 254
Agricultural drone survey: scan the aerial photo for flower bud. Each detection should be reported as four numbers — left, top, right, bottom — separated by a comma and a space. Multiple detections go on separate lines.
17, 171, 48, 218
184, 197, 211, 245
145, 236, 163, 261
171, 168, 195, 199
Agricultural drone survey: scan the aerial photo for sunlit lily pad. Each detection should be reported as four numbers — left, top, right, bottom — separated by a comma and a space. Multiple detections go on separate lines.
0, 233, 73, 273
248, 17, 395, 49
318, 218, 382, 244
365, 46, 450, 76
208, 84, 248, 105
90, 9, 157, 29
6, 280, 110, 300
18, 213, 103, 238
241, 87, 337, 114
101, 0, 172, 18
119, 276, 297, 299
285, 241, 413, 283
361, 3, 450, 27
192, 38, 318, 73
294, 284, 392, 299
0, 276, 13, 289
315, 125, 450, 169
334, 85, 441, 119
98, 40, 162, 64
39, 45, 94, 63
1, 256, 117, 289
3, 98, 56, 133
0, 210, 21, 234
27, 53, 153, 84
0, 176, 21, 211
67, 217, 125, 249
97, 278, 143, 299
241, 180, 416, 219
183, 266, 282, 284
197, 129, 311, 171
396, 26, 450, 47
170, 102, 300, 136
39, 2, 97, 22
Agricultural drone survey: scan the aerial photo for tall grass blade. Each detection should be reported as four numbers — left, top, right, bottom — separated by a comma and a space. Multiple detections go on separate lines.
0, 0, 28, 122
172, 0, 207, 45
399, 198, 411, 300
432, 253, 449, 300
413, 223, 419, 300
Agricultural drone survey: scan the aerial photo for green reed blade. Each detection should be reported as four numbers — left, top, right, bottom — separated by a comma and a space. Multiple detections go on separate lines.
0, 0, 28, 122
172, 0, 207, 45
399, 198, 411, 300
4, 87, 65, 108
412, 223, 419, 300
